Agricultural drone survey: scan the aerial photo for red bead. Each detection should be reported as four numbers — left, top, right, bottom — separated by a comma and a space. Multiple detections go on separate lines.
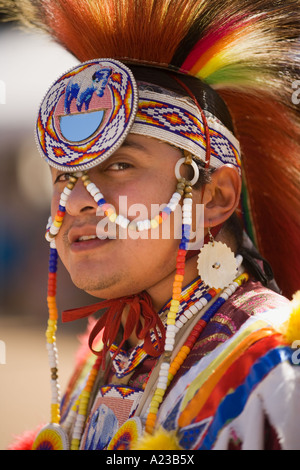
176, 262, 185, 269
176, 268, 185, 276
176, 255, 186, 263
57, 210, 65, 218
48, 273, 56, 279
177, 249, 187, 257
194, 319, 206, 330
189, 331, 200, 341
208, 288, 217, 297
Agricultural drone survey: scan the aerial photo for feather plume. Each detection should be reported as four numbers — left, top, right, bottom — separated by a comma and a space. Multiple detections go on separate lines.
1, 0, 299, 298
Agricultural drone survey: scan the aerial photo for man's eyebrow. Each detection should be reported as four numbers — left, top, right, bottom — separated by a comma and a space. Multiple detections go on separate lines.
120, 138, 153, 155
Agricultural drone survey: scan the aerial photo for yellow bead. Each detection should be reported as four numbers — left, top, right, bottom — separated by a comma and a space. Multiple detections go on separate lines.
149, 406, 159, 415
152, 394, 163, 404
71, 439, 80, 450
150, 219, 159, 229
53, 220, 62, 228
167, 312, 176, 319
170, 299, 180, 307
167, 318, 176, 325
155, 388, 165, 397
108, 213, 117, 222
169, 305, 179, 313
168, 372, 174, 382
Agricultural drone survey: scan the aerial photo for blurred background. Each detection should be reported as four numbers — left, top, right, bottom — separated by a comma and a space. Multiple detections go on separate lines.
0, 21, 93, 449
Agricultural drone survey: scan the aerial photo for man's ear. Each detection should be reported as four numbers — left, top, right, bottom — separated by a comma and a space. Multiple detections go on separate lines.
200, 165, 242, 227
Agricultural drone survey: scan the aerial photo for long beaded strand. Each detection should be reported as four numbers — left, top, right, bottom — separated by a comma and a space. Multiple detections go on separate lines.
144, 272, 249, 434
45, 176, 78, 425
145, 176, 194, 434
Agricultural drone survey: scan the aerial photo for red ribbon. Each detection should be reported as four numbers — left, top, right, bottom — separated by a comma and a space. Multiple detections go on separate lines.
62, 291, 166, 370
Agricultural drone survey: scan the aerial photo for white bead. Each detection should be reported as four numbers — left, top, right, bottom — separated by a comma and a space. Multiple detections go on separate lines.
120, 217, 130, 228
165, 338, 175, 345
50, 226, 60, 235
183, 217, 192, 225
76, 414, 86, 424
228, 284, 237, 293
166, 330, 176, 339
72, 431, 83, 440
144, 219, 151, 230
183, 309, 193, 319
183, 204, 192, 212
50, 240, 56, 249
137, 220, 145, 231
175, 319, 184, 329
60, 192, 69, 202
168, 203, 177, 212
183, 198, 192, 205
199, 297, 208, 307
164, 343, 174, 351
220, 292, 229, 300
166, 324, 177, 333
160, 362, 170, 370
63, 187, 72, 196
158, 369, 169, 377
45, 232, 52, 242
171, 192, 181, 201
94, 192, 104, 202
189, 304, 199, 315
179, 314, 188, 324
86, 182, 96, 193
223, 288, 232, 296
157, 380, 168, 390
58, 198, 66, 207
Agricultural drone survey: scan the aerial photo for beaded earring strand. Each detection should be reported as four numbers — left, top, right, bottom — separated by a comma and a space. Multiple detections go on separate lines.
144, 155, 201, 434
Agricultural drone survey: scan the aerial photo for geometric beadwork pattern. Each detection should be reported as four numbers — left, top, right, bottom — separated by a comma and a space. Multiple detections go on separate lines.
132, 90, 241, 170
36, 59, 139, 172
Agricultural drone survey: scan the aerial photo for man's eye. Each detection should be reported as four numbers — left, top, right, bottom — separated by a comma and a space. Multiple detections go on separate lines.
54, 173, 71, 184
107, 162, 132, 171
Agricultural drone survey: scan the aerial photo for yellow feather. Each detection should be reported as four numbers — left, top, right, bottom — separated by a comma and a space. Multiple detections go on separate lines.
132, 428, 181, 450
283, 291, 300, 345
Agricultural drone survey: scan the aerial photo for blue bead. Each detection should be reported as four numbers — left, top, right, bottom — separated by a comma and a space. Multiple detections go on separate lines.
49, 266, 57, 273
163, 207, 172, 215
58, 205, 66, 212
203, 293, 212, 301
179, 242, 188, 250
97, 198, 106, 206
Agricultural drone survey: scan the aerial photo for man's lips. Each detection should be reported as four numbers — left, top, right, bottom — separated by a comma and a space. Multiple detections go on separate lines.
68, 225, 99, 245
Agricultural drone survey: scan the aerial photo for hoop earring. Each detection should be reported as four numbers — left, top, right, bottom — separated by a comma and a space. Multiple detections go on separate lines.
197, 227, 238, 289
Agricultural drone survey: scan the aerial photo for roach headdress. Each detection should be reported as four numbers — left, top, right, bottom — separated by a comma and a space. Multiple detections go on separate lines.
2, 0, 300, 297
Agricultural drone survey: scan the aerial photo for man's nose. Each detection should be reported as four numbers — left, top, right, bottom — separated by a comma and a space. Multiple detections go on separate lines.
65, 177, 98, 216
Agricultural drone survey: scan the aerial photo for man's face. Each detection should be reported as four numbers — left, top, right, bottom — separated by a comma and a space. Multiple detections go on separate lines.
51, 134, 188, 300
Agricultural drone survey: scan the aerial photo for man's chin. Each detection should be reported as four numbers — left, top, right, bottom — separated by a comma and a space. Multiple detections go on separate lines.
70, 272, 123, 299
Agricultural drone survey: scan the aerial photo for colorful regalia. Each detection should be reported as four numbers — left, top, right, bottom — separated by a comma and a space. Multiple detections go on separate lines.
1, 0, 300, 450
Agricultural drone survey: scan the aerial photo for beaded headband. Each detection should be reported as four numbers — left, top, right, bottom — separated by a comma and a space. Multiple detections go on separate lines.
36, 59, 241, 172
